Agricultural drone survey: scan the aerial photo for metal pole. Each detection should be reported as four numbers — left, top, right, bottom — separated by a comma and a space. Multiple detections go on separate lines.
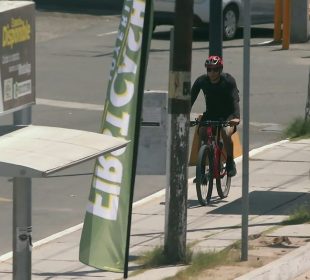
306, 66, 310, 121
164, 0, 193, 263
209, 0, 223, 57
282, 0, 291, 49
241, 0, 250, 261
13, 107, 32, 280
273, 0, 282, 43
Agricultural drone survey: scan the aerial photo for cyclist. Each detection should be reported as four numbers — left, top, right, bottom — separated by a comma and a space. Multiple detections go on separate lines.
191, 55, 240, 177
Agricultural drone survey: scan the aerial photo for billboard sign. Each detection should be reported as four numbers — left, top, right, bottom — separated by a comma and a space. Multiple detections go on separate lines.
0, 1, 35, 115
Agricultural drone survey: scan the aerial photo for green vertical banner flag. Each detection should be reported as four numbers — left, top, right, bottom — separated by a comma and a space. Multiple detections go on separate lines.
79, 0, 153, 273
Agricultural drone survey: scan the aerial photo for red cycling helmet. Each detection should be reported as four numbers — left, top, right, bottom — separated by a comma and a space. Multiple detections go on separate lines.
205, 56, 223, 68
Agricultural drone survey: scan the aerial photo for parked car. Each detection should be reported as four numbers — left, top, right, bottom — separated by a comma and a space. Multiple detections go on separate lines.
153, 0, 274, 40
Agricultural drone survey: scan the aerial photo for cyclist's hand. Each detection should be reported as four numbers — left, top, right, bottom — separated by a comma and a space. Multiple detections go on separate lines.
229, 118, 240, 126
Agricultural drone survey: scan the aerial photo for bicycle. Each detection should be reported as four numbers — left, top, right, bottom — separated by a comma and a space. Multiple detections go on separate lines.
190, 118, 232, 206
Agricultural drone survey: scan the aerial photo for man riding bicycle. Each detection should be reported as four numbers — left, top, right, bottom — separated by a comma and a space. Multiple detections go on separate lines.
191, 55, 240, 177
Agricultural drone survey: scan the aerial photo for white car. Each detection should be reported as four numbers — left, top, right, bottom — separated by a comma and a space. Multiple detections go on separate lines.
153, 0, 274, 40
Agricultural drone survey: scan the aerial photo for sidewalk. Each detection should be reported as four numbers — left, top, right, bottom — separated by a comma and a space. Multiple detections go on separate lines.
0, 139, 309, 279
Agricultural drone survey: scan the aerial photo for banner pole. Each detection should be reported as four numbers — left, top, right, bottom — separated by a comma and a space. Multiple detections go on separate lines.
123, 0, 152, 277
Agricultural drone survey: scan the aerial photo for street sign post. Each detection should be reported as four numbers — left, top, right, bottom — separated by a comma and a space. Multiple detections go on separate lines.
241, 0, 251, 261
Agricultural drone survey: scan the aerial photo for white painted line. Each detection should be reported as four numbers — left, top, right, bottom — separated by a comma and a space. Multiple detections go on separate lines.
133, 189, 166, 209
0, 251, 12, 263
248, 139, 289, 157
97, 31, 118, 37
33, 223, 83, 248
34, 101, 281, 130
0, 139, 290, 263
36, 98, 103, 111
0, 197, 12, 203
248, 121, 282, 128
0, 223, 84, 262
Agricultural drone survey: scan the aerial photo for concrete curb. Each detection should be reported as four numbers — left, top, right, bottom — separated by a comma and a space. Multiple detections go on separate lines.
235, 242, 310, 280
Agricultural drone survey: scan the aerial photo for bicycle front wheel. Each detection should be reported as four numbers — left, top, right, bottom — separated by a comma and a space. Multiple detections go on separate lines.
216, 151, 231, 198
196, 145, 213, 206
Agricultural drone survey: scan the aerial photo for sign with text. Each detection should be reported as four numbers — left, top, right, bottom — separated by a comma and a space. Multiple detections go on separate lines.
0, 1, 35, 114
79, 0, 153, 273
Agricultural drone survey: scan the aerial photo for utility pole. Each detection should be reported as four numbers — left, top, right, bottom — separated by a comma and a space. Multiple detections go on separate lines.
209, 0, 223, 57
164, 0, 193, 263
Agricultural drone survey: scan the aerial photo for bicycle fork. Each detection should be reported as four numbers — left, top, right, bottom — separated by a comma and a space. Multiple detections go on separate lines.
213, 145, 220, 179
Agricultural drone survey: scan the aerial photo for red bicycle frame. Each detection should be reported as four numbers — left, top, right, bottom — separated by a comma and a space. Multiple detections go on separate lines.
206, 126, 227, 179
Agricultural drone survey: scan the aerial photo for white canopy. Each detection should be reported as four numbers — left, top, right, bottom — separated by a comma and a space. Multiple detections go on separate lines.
0, 125, 128, 177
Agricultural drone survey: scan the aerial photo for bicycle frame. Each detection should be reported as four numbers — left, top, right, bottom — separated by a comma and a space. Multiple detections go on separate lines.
204, 125, 227, 180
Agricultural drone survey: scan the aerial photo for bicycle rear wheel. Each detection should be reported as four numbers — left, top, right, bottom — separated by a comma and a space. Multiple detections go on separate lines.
216, 151, 231, 198
196, 145, 213, 206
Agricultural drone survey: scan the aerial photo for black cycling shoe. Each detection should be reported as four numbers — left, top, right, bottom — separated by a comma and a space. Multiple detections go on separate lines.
193, 177, 197, 183
226, 160, 237, 177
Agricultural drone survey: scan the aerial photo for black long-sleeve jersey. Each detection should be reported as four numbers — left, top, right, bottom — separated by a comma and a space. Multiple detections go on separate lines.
191, 73, 240, 121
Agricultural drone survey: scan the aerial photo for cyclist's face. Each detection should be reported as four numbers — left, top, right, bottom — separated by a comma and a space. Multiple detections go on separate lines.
206, 67, 221, 83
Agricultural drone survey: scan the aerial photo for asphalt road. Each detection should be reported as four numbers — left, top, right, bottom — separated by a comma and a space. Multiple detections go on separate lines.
0, 5, 309, 256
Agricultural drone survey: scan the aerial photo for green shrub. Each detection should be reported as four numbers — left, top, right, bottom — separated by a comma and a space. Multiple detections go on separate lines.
283, 117, 310, 139
282, 204, 310, 225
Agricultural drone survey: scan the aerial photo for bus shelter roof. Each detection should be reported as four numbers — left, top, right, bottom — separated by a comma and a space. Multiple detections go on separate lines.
0, 125, 128, 178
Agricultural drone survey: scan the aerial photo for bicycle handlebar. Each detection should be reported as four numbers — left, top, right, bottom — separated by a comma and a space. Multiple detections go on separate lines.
190, 119, 230, 127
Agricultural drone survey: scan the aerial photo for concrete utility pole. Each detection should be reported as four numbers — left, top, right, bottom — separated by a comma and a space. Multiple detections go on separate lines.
164, 0, 193, 263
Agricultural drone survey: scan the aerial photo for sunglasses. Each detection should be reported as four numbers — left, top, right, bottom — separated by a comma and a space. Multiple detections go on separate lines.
207, 68, 220, 73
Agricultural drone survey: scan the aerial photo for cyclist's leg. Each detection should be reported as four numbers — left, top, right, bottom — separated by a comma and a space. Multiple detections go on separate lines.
221, 126, 235, 156
193, 126, 208, 184
221, 126, 237, 176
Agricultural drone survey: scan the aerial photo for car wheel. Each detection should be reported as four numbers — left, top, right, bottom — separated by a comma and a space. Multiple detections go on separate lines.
223, 5, 238, 40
